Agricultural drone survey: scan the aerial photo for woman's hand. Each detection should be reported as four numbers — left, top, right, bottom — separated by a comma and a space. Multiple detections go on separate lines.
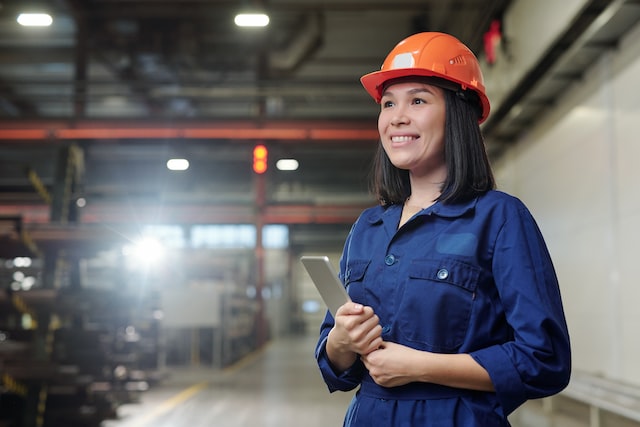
361, 342, 496, 391
361, 341, 420, 387
326, 302, 383, 372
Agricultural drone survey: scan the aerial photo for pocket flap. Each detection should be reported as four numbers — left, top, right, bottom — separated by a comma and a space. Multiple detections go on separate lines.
344, 259, 370, 284
408, 259, 479, 292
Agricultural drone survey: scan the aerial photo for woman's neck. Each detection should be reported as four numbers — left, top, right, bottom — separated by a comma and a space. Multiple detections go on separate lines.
407, 178, 443, 208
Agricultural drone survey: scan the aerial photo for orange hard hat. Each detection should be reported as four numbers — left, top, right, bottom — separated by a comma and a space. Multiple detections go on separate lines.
361, 32, 490, 123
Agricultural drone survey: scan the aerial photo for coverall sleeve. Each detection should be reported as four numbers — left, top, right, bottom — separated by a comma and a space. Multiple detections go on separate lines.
470, 205, 571, 415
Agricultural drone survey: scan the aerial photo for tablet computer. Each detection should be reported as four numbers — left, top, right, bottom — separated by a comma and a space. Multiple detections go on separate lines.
300, 255, 351, 317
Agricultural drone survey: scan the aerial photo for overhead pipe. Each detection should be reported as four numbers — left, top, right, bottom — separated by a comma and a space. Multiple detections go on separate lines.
269, 13, 323, 73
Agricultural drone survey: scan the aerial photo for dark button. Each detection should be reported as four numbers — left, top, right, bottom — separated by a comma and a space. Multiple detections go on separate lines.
382, 325, 391, 335
384, 254, 396, 265
437, 268, 449, 280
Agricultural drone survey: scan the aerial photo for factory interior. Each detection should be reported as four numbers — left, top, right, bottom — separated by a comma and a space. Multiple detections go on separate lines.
1, 0, 640, 426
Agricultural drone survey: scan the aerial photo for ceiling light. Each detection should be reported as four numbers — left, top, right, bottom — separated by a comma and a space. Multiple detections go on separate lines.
276, 159, 299, 171
167, 158, 189, 171
17, 13, 52, 27
234, 13, 270, 27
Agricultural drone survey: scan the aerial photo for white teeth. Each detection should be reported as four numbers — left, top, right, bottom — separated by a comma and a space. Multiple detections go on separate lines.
391, 136, 415, 143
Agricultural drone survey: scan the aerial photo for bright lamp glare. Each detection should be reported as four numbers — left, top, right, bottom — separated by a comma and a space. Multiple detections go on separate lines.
17, 13, 53, 27
234, 13, 270, 27
167, 158, 189, 171
276, 159, 299, 171
123, 238, 165, 266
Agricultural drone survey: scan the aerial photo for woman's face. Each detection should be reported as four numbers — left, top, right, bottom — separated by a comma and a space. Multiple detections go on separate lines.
378, 81, 446, 177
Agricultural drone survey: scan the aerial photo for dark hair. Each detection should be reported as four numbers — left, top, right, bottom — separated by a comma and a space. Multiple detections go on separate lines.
369, 84, 496, 205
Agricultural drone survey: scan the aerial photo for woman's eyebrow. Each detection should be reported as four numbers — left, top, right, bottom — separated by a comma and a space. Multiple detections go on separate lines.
407, 86, 437, 96
381, 86, 437, 98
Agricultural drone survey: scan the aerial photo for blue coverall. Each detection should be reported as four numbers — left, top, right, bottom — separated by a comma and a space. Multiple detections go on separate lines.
315, 190, 571, 426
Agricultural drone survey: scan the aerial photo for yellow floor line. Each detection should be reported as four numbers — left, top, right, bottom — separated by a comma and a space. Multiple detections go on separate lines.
131, 381, 208, 427
128, 344, 271, 426
221, 343, 270, 375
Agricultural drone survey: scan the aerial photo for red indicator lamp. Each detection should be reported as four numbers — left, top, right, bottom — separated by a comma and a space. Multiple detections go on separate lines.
253, 144, 268, 174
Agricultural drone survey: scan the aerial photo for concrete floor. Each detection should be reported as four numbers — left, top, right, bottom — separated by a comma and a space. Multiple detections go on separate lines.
101, 334, 589, 427
102, 334, 353, 427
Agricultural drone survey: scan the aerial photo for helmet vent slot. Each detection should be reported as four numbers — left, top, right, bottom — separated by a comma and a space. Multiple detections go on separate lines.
449, 55, 467, 65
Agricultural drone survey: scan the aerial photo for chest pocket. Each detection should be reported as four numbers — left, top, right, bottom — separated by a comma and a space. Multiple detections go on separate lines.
398, 258, 479, 352
343, 259, 370, 304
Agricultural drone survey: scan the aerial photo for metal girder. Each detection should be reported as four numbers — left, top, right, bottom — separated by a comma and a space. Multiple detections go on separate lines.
0, 120, 379, 142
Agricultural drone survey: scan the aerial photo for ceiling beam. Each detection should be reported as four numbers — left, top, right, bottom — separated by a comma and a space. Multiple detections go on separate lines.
0, 120, 379, 142
0, 202, 370, 225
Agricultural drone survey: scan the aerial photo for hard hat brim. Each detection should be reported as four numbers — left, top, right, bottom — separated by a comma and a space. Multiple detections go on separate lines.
360, 68, 490, 123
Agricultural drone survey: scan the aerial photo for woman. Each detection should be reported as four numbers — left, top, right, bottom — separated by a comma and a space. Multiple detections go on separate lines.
315, 32, 571, 426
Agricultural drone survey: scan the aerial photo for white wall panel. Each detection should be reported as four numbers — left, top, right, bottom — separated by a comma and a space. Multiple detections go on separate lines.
613, 43, 640, 217
610, 31, 640, 381
618, 213, 640, 380
493, 19, 640, 385
554, 223, 616, 371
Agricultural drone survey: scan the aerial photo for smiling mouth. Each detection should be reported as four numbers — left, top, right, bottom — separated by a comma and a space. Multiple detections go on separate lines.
391, 135, 417, 143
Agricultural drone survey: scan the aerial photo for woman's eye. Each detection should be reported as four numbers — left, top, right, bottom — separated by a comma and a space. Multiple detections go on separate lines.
382, 100, 394, 108
412, 98, 426, 105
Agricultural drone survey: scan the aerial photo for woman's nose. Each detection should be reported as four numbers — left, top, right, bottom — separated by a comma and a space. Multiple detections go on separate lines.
390, 106, 409, 125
